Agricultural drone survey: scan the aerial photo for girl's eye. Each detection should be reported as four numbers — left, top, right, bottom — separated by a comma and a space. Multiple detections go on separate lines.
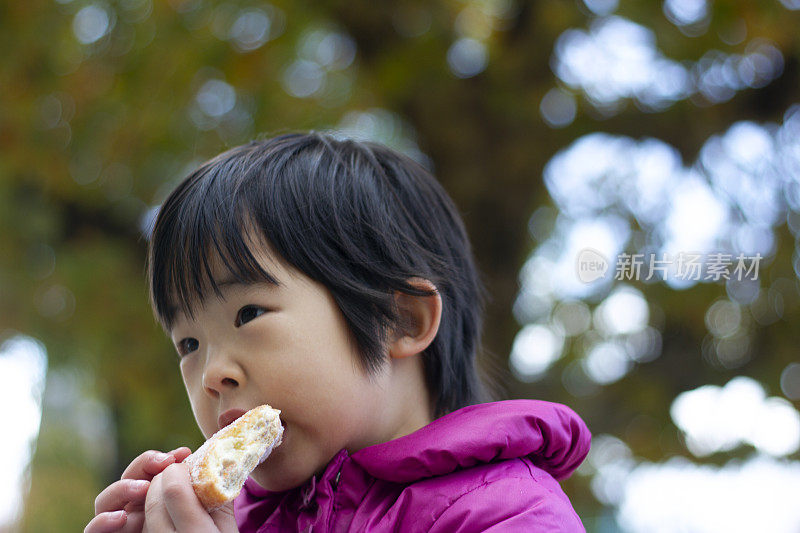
236, 305, 266, 327
177, 338, 199, 357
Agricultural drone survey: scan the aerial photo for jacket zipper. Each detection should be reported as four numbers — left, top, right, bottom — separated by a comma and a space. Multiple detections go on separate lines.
326, 464, 343, 531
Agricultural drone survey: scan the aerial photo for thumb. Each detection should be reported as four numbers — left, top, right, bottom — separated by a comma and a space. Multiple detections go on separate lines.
210, 501, 238, 533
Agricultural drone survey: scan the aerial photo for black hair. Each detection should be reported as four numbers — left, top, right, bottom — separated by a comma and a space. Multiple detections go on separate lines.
147, 132, 489, 417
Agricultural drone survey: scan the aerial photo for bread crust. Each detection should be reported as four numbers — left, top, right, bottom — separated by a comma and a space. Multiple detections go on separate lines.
184, 404, 283, 511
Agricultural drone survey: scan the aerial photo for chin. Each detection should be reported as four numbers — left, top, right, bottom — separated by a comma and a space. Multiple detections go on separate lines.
250, 462, 312, 493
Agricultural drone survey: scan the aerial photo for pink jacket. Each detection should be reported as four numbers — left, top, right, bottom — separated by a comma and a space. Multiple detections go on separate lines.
234, 400, 591, 532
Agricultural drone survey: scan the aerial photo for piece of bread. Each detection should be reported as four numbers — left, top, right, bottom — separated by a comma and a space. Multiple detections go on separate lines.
184, 404, 283, 511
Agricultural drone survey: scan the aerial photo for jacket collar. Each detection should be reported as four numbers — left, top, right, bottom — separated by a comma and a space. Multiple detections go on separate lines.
350, 399, 591, 483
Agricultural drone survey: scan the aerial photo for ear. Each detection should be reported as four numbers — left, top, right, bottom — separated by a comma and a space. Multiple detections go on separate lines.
388, 278, 442, 359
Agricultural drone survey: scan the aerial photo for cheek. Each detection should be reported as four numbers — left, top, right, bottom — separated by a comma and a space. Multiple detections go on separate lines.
283, 306, 360, 369
179, 361, 215, 438
244, 313, 335, 376
179, 359, 202, 393
245, 307, 381, 427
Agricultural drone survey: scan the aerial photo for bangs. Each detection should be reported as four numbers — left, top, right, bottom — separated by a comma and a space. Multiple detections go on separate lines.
147, 148, 280, 331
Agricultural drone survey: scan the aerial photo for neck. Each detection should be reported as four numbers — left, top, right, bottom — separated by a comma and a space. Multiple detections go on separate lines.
351, 353, 433, 452
385, 353, 433, 442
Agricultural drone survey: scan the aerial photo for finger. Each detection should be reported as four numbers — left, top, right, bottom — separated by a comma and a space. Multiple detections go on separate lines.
123, 499, 144, 514
143, 472, 178, 533
84, 510, 127, 533
169, 447, 193, 463
122, 450, 176, 481
117, 511, 145, 533
142, 512, 176, 533
95, 479, 150, 514
210, 502, 239, 533
160, 463, 217, 531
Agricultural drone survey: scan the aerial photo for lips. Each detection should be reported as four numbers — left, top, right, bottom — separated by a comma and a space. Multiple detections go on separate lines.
217, 408, 247, 431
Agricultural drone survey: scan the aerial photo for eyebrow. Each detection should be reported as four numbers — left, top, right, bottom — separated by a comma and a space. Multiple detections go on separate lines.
215, 277, 280, 289
213, 276, 286, 300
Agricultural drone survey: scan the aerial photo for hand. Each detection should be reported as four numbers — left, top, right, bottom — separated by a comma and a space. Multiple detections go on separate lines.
85, 447, 192, 533
142, 462, 239, 532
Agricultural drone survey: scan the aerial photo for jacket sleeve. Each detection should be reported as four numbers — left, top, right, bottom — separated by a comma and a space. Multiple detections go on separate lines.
427, 476, 586, 533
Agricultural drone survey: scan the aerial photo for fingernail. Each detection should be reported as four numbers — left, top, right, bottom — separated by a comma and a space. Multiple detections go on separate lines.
154, 452, 172, 463
168, 447, 185, 454
109, 510, 126, 520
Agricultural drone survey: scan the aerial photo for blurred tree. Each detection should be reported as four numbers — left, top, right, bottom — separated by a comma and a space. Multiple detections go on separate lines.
1, 0, 799, 530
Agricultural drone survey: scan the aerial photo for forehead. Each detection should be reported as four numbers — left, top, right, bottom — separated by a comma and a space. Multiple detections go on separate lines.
211, 233, 286, 281
165, 231, 293, 322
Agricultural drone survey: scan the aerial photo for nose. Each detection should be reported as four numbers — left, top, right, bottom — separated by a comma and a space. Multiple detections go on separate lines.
202, 350, 244, 398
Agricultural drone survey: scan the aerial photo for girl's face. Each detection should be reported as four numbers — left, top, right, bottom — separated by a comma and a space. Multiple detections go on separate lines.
168, 245, 397, 492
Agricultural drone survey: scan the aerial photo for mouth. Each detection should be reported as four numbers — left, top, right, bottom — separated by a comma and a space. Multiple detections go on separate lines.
217, 408, 286, 434
217, 408, 248, 431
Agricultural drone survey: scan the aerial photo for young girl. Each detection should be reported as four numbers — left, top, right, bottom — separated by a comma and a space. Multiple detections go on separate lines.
85, 133, 591, 532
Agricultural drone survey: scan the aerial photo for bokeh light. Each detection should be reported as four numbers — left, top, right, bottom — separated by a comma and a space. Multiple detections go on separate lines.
552, 300, 592, 337
594, 286, 649, 336
663, 0, 708, 27
582, 0, 619, 17
0, 335, 47, 529
704, 299, 741, 338
335, 108, 428, 167
552, 16, 783, 113
196, 79, 236, 118
781, 363, 800, 400
582, 340, 631, 384
670, 376, 800, 457
73, 4, 113, 45
540, 88, 577, 128
447, 38, 489, 78
617, 455, 800, 533
281, 27, 357, 103
553, 16, 691, 112
227, 6, 285, 52
509, 323, 565, 381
